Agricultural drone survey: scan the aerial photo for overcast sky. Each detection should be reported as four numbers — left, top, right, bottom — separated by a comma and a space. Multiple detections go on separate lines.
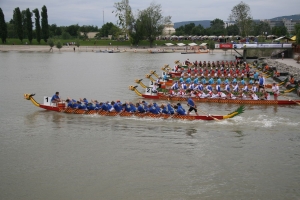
0, 0, 299, 27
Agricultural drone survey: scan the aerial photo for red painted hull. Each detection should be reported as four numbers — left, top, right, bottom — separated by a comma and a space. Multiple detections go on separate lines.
37, 104, 225, 120
141, 93, 300, 105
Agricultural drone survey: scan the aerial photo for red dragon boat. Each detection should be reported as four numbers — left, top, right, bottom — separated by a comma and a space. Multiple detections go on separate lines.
128, 85, 300, 105
24, 93, 245, 121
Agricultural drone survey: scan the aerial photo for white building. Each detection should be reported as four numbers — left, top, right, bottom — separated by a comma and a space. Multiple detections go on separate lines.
162, 23, 176, 36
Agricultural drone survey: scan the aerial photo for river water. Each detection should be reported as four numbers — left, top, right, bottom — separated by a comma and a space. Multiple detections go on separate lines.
0, 51, 300, 200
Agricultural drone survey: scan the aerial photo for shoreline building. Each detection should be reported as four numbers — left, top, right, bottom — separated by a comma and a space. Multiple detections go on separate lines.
162, 23, 176, 36
264, 18, 300, 34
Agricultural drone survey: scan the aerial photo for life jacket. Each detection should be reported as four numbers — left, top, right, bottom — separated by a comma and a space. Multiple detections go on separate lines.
290, 77, 295, 84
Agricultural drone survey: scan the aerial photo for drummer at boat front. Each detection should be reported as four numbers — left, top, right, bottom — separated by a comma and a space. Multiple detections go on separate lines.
51, 92, 61, 103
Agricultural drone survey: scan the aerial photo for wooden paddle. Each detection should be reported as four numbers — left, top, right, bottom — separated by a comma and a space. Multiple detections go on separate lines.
281, 94, 300, 105
197, 107, 220, 121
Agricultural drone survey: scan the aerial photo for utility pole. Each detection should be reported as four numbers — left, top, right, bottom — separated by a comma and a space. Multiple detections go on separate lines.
103, 10, 104, 26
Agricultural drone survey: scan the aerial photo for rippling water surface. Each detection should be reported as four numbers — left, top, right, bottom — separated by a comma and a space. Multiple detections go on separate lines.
0, 51, 300, 200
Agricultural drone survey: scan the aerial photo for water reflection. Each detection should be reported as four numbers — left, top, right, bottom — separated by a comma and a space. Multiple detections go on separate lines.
185, 128, 197, 137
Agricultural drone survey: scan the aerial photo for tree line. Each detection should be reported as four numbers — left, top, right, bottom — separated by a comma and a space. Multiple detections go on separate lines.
174, 20, 288, 38
0, 6, 49, 44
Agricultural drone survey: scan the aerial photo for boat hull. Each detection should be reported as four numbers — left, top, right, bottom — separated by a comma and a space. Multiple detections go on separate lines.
141, 93, 300, 105
24, 93, 245, 121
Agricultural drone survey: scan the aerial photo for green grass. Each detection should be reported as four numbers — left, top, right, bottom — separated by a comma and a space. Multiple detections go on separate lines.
1, 38, 214, 47
1, 38, 277, 47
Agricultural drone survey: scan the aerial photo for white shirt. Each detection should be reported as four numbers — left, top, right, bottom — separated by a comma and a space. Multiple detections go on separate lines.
272, 85, 279, 95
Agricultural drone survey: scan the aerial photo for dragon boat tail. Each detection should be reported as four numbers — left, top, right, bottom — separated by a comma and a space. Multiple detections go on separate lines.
24, 93, 245, 121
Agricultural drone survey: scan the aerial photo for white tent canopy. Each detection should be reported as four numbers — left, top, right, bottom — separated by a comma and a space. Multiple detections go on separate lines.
274, 36, 291, 41
177, 43, 186, 46
165, 43, 174, 46
200, 43, 207, 46
188, 43, 198, 46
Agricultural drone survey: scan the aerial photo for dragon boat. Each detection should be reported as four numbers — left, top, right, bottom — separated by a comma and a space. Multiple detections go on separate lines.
128, 86, 300, 105
24, 93, 245, 121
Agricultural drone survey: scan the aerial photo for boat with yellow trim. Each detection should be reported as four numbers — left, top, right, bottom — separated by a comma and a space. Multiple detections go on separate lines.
24, 93, 245, 121
128, 85, 300, 105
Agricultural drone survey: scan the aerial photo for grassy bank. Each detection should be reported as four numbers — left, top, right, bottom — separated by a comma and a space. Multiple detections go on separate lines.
2, 38, 212, 47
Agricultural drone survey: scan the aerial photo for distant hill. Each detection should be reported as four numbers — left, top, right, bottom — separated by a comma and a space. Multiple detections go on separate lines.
174, 20, 211, 29
269, 14, 300, 21
173, 14, 300, 29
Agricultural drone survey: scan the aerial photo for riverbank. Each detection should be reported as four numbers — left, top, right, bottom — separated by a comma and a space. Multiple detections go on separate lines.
0, 44, 241, 54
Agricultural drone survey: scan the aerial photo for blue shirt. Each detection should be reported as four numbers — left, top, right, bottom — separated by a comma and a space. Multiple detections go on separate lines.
130, 104, 137, 112
185, 78, 191, 84
51, 94, 59, 102
78, 104, 87, 110
187, 98, 195, 107
177, 107, 186, 115
193, 78, 199, 84
113, 104, 122, 112
149, 106, 160, 114
138, 105, 146, 113
162, 107, 169, 114
167, 104, 174, 114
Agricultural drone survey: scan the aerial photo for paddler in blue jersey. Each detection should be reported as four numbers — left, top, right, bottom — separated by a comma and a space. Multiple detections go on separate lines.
51, 92, 61, 103
173, 105, 186, 115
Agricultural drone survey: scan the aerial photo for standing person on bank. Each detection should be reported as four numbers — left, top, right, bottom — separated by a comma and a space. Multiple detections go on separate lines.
281, 52, 284, 60
187, 97, 199, 116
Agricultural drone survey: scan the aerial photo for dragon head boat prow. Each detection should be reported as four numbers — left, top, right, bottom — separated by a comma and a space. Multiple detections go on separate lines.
24, 93, 35, 100
128, 85, 142, 96
24, 93, 40, 107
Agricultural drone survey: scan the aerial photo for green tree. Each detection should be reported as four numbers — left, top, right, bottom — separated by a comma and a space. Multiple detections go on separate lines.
25, 8, 33, 43
99, 22, 121, 38
47, 38, 54, 51
272, 26, 287, 36
226, 24, 239, 36
253, 21, 271, 36
191, 26, 202, 35
65, 24, 80, 37
229, 1, 253, 36
61, 31, 71, 39
184, 23, 195, 35
114, 0, 133, 37
0, 8, 8, 43
129, 18, 144, 45
13, 7, 23, 42
208, 40, 215, 54
79, 25, 89, 40
296, 30, 300, 45
56, 41, 62, 51
20, 10, 28, 39
32, 8, 41, 43
210, 18, 226, 36
293, 23, 300, 35
41, 5, 49, 42
76, 40, 80, 50
138, 2, 171, 47
175, 26, 185, 36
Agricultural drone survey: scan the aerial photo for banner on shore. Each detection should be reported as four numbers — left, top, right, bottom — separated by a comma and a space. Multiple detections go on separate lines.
216, 43, 292, 49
